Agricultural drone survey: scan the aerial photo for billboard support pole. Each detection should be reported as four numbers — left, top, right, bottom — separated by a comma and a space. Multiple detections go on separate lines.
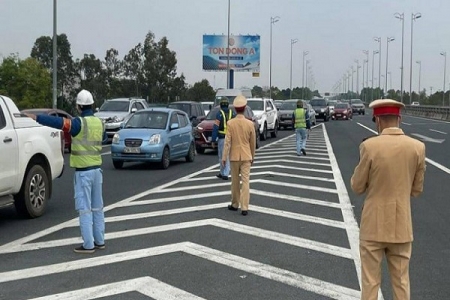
226, 0, 230, 89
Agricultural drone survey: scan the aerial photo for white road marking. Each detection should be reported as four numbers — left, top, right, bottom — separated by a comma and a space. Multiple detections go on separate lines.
401, 122, 412, 126
254, 153, 330, 161
253, 158, 331, 167
357, 122, 450, 175
429, 129, 447, 135
29, 276, 206, 300
411, 133, 445, 143
3, 242, 360, 300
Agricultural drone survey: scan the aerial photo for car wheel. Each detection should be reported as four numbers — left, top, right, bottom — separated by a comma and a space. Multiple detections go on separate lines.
14, 164, 49, 218
160, 147, 170, 169
362, 111, 365, 115
196, 147, 205, 154
113, 160, 123, 169
186, 143, 195, 162
260, 124, 267, 141
271, 122, 278, 138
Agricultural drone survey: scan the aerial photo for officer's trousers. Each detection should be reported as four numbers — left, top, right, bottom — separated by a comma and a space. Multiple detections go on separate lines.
74, 168, 105, 249
230, 161, 251, 211
218, 138, 230, 176
360, 240, 412, 300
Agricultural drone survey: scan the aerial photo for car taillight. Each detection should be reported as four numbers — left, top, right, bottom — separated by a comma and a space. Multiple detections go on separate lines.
60, 130, 65, 156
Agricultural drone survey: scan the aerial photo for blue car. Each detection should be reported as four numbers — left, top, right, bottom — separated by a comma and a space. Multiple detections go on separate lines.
111, 108, 195, 169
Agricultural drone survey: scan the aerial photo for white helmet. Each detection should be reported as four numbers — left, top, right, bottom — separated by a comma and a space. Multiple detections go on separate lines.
76, 89, 94, 105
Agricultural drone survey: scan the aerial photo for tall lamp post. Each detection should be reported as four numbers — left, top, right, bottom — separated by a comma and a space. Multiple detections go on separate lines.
302, 51, 309, 99
363, 50, 369, 101
416, 60, 421, 101
52, 0, 57, 109
386, 37, 395, 97
440, 52, 446, 106
374, 37, 382, 98
395, 13, 405, 103
305, 60, 310, 94
355, 60, 360, 96
269, 16, 280, 99
372, 50, 379, 101
289, 39, 298, 99
409, 13, 422, 104
226, 0, 231, 89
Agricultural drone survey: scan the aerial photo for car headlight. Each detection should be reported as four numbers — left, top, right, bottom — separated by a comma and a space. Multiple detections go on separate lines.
113, 116, 124, 122
343, 111, 347, 114
255, 115, 262, 120
321, 109, 325, 112
149, 134, 161, 144
112, 133, 120, 144
196, 126, 203, 131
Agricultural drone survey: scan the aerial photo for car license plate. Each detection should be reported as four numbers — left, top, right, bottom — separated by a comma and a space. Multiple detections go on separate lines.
124, 147, 141, 153
207, 136, 212, 142
336, 114, 341, 117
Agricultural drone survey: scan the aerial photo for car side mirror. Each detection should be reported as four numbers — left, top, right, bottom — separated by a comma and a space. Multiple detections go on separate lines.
120, 123, 126, 129
170, 123, 179, 130
95, 107, 99, 112
131, 108, 137, 113
190, 116, 197, 121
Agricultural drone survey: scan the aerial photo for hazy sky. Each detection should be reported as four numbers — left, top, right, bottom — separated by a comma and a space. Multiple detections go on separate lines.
1, 0, 450, 95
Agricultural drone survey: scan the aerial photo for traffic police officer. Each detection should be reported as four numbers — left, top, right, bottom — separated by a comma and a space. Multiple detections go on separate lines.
26, 90, 107, 254
351, 99, 426, 300
211, 97, 235, 180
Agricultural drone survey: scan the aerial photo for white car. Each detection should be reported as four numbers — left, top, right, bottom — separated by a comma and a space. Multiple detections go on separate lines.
411, 102, 420, 106
201, 101, 214, 115
246, 98, 278, 140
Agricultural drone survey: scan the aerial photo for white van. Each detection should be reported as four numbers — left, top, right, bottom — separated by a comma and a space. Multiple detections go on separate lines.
214, 88, 252, 106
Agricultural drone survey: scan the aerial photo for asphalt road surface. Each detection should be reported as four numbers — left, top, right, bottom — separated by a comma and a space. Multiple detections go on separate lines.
0, 114, 448, 300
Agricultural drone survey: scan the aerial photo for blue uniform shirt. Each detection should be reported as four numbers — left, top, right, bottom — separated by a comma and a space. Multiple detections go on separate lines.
36, 109, 108, 143
211, 107, 235, 141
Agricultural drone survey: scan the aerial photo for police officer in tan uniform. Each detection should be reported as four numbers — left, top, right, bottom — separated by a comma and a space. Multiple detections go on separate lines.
351, 99, 426, 300
222, 95, 256, 216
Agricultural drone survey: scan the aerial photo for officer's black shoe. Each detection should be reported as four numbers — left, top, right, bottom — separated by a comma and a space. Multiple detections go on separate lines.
227, 205, 238, 211
222, 175, 229, 180
241, 210, 248, 216
301, 149, 306, 156
216, 173, 223, 179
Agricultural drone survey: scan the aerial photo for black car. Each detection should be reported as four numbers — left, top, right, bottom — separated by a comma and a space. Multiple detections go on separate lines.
309, 98, 330, 121
167, 101, 206, 126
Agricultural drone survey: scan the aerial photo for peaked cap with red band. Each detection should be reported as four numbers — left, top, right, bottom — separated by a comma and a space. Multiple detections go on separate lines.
369, 99, 405, 116
233, 95, 247, 111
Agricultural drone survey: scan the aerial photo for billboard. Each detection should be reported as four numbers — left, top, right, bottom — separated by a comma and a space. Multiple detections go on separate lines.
203, 35, 260, 72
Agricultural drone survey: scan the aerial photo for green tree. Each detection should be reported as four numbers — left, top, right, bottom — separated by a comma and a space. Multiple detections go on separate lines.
0, 55, 51, 109
186, 79, 215, 102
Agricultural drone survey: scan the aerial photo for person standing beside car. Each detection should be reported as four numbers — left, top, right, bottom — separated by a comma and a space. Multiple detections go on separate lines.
351, 99, 426, 300
292, 100, 311, 156
211, 97, 235, 180
222, 95, 256, 216
25, 89, 107, 254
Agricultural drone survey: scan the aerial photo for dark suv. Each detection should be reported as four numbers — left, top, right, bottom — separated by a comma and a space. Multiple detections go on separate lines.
167, 101, 206, 127
309, 98, 330, 121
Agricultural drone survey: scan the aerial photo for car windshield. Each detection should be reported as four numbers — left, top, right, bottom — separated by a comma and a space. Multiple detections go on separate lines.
125, 111, 168, 129
310, 99, 327, 106
168, 103, 192, 116
351, 99, 363, 104
335, 104, 348, 109
99, 101, 129, 112
202, 103, 212, 111
246, 100, 264, 111
280, 101, 297, 110
329, 101, 338, 106
206, 106, 236, 120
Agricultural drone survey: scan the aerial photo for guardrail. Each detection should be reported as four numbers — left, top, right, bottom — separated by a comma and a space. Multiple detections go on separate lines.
403, 105, 450, 121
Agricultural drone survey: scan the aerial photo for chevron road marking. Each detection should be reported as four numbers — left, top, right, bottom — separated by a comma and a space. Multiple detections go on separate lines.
29, 276, 206, 300
2, 242, 360, 300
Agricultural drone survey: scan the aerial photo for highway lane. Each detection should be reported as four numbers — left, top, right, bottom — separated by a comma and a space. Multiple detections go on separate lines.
327, 113, 450, 300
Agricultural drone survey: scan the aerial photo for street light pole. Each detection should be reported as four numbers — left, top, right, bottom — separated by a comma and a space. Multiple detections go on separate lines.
374, 37, 382, 99
410, 12, 422, 104
355, 60, 360, 96
372, 50, 379, 101
302, 51, 309, 99
52, 0, 57, 109
395, 13, 405, 103
289, 39, 298, 99
226, 0, 231, 89
440, 52, 446, 106
269, 16, 280, 99
386, 37, 395, 98
416, 60, 421, 101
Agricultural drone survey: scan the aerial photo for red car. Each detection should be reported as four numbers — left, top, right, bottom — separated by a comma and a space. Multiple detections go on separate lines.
21, 108, 73, 152
331, 103, 353, 120
194, 105, 260, 154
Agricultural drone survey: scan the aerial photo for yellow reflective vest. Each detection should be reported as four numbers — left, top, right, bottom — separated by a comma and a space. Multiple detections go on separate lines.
70, 116, 103, 168
294, 108, 306, 129
218, 109, 233, 135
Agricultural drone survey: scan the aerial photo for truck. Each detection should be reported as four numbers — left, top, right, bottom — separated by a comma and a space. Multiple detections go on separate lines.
0, 95, 65, 218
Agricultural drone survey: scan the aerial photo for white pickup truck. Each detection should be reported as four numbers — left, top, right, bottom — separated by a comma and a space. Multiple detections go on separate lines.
0, 95, 64, 218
